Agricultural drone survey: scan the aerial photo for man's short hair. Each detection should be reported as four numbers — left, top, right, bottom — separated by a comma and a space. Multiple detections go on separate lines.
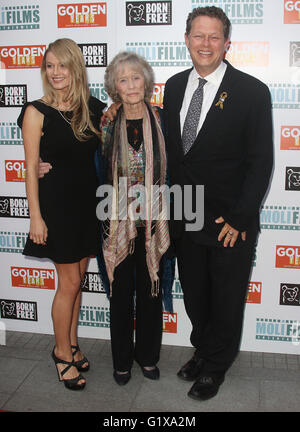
186, 6, 231, 40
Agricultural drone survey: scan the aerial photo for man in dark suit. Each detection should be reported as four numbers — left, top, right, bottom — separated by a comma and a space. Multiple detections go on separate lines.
163, 6, 273, 400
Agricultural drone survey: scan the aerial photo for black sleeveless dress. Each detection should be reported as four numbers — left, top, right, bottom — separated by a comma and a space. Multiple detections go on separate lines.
17, 96, 106, 263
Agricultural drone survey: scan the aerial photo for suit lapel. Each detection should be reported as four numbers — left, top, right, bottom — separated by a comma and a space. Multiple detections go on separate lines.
186, 61, 237, 154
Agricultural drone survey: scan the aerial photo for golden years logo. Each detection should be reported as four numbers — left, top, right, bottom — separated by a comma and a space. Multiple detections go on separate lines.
226, 41, 269, 67
5, 160, 26, 182
281, 126, 300, 150
246, 282, 262, 304
57, 2, 107, 28
276, 245, 300, 269
162, 312, 177, 333
11, 267, 55, 290
284, 0, 300, 24
0, 45, 46, 69
150, 83, 165, 108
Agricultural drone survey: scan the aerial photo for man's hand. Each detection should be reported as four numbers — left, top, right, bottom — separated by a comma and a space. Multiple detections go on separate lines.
102, 103, 121, 122
215, 216, 246, 247
38, 158, 52, 178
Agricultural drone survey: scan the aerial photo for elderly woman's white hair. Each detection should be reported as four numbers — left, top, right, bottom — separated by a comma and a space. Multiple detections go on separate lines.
104, 51, 155, 103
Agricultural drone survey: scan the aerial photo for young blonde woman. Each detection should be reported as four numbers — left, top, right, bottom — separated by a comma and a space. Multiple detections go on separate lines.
18, 38, 106, 390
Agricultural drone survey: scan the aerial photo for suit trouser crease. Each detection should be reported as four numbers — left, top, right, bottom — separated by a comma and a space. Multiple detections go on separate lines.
175, 232, 255, 375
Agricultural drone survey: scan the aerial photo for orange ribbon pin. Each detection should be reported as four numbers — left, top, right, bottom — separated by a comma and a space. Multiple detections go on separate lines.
215, 92, 228, 110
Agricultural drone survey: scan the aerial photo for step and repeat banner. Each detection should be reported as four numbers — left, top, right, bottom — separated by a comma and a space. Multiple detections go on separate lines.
0, 0, 299, 354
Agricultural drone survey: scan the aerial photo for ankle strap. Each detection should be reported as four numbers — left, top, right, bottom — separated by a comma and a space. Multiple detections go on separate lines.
71, 345, 80, 355
60, 361, 75, 377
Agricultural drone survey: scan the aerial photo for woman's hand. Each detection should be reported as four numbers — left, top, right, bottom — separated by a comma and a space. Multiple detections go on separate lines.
29, 216, 48, 245
38, 158, 52, 178
102, 103, 121, 122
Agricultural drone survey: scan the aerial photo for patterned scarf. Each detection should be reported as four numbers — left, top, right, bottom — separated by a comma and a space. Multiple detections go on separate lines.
102, 102, 170, 296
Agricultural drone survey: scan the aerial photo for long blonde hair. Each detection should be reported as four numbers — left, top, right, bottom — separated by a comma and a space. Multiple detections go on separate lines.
41, 38, 99, 141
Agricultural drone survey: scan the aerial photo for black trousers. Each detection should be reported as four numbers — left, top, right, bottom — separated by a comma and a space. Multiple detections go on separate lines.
174, 231, 256, 376
109, 229, 163, 372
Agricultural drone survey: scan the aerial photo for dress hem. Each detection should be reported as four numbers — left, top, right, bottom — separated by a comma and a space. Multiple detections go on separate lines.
22, 251, 97, 264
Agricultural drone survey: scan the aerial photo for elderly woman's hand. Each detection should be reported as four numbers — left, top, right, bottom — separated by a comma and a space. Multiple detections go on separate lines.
103, 103, 121, 122
38, 158, 52, 178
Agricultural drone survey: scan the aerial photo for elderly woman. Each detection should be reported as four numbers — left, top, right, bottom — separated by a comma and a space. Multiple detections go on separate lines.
98, 51, 171, 385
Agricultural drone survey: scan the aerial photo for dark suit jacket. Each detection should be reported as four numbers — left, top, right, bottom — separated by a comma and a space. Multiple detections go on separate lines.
163, 60, 273, 246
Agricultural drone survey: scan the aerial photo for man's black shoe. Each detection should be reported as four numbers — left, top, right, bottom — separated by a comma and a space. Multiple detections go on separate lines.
177, 355, 204, 381
187, 374, 224, 401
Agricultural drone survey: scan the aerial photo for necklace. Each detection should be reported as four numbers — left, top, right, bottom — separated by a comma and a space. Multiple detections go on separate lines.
57, 108, 72, 125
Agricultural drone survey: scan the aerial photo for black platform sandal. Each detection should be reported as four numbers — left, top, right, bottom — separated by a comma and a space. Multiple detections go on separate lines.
71, 344, 90, 372
51, 347, 86, 390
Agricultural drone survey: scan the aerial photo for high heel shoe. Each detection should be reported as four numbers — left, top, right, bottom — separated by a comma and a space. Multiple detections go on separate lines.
71, 344, 90, 372
51, 347, 86, 390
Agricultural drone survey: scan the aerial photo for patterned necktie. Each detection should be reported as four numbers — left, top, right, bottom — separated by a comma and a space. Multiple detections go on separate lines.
182, 78, 207, 155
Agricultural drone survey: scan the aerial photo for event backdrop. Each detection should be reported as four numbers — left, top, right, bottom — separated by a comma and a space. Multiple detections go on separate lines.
0, 0, 299, 354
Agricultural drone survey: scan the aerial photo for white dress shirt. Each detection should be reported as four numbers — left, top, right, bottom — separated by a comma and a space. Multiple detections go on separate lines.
180, 61, 227, 135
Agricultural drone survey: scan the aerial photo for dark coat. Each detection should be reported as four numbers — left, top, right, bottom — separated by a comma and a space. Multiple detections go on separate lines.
163, 60, 273, 246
